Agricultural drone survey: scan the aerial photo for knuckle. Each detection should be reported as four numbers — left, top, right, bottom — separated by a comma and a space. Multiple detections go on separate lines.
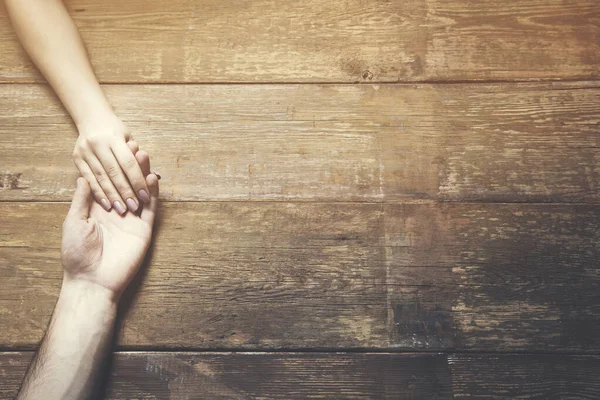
95, 170, 107, 183
86, 134, 105, 147
116, 182, 134, 197
104, 164, 121, 176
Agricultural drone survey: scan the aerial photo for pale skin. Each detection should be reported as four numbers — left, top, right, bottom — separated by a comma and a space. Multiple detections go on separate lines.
5, 0, 148, 215
17, 149, 159, 400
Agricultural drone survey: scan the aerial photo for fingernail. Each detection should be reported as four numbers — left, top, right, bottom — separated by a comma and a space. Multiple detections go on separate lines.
113, 201, 127, 215
126, 198, 139, 212
138, 189, 150, 204
100, 198, 111, 211
152, 169, 161, 180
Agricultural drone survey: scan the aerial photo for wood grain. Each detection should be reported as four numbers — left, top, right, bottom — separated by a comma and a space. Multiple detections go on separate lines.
449, 354, 600, 399
0, 0, 598, 83
1, 82, 598, 202
0, 202, 388, 349
2, 352, 599, 399
2, 202, 600, 351
386, 203, 600, 352
0, 352, 452, 400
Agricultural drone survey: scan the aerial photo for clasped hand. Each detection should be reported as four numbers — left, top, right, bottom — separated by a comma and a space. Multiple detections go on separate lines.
62, 146, 159, 301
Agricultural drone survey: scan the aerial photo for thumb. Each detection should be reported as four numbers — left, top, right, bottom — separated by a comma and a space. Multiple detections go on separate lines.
68, 177, 92, 220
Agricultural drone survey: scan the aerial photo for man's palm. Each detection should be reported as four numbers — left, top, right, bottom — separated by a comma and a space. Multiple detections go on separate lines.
62, 176, 158, 296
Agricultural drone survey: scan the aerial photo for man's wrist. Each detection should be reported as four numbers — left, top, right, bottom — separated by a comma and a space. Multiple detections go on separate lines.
59, 277, 120, 314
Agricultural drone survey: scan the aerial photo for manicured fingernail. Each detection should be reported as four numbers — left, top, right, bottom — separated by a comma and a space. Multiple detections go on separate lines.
100, 198, 111, 211
138, 189, 150, 204
113, 201, 126, 215
126, 198, 139, 212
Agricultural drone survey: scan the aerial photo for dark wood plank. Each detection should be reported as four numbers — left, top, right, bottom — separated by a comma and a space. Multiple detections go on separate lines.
0, 202, 388, 349
386, 203, 600, 351
450, 354, 600, 399
0, 352, 452, 399
0, 0, 598, 83
1, 82, 598, 202
2, 202, 600, 351
2, 352, 599, 399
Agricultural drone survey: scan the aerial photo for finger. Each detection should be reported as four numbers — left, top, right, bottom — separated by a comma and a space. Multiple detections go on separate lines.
135, 150, 151, 177
95, 146, 141, 213
127, 140, 139, 155
140, 173, 159, 226
112, 142, 150, 205
85, 153, 128, 216
67, 177, 92, 221
74, 160, 112, 211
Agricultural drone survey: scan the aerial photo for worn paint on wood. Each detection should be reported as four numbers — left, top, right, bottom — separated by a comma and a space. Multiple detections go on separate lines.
1, 82, 599, 202
0, 0, 598, 83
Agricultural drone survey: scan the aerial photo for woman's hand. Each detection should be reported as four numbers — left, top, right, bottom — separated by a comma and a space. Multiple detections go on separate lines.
62, 149, 159, 300
73, 115, 150, 215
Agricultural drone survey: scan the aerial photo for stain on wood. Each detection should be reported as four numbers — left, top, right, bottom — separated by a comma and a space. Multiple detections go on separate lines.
1, 82, 598, 202
0, 0, 598, 83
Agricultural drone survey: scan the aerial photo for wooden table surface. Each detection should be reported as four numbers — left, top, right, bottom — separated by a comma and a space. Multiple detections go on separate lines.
1, 0, 599, 398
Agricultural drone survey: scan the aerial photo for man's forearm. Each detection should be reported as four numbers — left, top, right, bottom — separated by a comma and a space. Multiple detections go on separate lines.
5, 0, 115, 128
17, 279, 117, 400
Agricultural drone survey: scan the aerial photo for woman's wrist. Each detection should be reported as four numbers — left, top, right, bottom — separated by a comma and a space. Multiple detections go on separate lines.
76, 110, 124, 137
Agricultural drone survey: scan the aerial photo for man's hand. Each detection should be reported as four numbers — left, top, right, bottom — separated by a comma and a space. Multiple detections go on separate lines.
17, 149, 159, 400
73, 116, 151, 215
62, 148, 158, 300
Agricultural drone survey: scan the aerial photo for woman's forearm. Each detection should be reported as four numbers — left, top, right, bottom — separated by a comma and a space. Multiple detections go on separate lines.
5, 0, 115, 128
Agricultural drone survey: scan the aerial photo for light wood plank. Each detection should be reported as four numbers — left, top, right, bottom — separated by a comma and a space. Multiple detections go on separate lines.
2, 202, 600, 351
0, 352, 452, 399
386, 203, 600, 351
0, 0, 598, 83
1, 82, 598, 202
0, 202, 388, 349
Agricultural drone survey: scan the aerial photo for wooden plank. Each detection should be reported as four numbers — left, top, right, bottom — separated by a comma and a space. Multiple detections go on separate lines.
386, 203, 600, 351
2, 352, 599, 399
1, 82, 598, 202
3, 202, 600, 351
0, 352, 452, 399
0, 0, 598, 83
449, 354, 600, 399
0, 202, 388, 349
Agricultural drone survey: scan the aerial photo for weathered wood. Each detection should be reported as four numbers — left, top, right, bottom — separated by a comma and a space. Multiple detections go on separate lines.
449, 354, 600, 399
386, 203, 600, 351
0, 352, 452, 399
0, 0, 598, 83
2, 202, 600, 351
2, 352, 599, 399
1, 82, 598, 202
0, 202, 388, 349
